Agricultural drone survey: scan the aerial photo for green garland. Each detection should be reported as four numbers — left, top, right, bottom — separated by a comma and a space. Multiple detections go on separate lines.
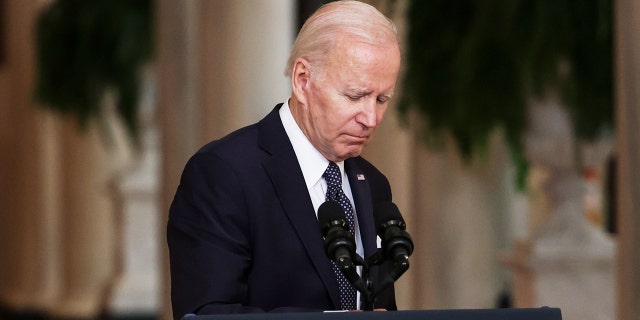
34, 0, 153, 145
399, 0, 613, 186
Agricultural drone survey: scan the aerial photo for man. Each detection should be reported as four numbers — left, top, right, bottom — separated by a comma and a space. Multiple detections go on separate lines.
167, 1, 402, 318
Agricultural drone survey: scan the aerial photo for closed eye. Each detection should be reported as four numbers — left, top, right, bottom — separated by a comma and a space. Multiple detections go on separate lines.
377, 94, 393, 104
343, 90, 393, 104
344, 89, 371, 102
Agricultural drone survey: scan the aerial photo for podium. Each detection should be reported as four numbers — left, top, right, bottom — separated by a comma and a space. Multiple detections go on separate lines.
183, 308, 562, 320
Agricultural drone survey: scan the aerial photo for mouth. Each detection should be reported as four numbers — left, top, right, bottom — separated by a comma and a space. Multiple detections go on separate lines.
345, 134, 369, 144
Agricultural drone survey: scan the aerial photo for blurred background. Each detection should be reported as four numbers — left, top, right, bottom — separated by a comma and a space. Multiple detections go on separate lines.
0, 0, 638, 319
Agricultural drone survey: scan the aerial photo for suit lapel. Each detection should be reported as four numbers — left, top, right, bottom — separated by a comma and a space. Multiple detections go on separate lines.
345, 159, 378, 260
258, 105, 341, 309
345, 158, 381, 291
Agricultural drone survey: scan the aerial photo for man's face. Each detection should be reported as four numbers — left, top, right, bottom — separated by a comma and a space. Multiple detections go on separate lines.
301, 38, 401, 162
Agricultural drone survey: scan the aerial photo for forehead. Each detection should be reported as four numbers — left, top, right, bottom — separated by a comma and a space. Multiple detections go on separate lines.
322, 38, 400, 89
330, 33, 398, 63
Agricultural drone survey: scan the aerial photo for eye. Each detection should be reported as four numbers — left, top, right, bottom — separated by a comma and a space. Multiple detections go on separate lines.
343, 89, 370, 102
377, 95, 390, 104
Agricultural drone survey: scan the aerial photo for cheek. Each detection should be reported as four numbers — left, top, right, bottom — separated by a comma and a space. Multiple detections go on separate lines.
313, 94, 348, 127
326, 103, 358, 132
317, 109, 346, 136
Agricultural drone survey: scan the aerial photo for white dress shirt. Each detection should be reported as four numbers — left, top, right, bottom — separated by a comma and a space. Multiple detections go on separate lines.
279, 100, 364, 308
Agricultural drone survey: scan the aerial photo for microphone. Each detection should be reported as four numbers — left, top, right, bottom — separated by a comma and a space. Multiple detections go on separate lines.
317, 201, 367, 297
318, 200, 357, 263
373, 202, 413, 287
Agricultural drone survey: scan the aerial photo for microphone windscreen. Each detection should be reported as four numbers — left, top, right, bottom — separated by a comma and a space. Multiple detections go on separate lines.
373, 202, 405, 226
317, 200, 347, 228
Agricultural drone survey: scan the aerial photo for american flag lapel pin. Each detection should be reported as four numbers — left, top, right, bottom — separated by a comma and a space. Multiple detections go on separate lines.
357, 174, 365, 181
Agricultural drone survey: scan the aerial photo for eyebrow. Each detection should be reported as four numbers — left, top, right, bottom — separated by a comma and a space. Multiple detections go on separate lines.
344, 89, 394, 99
381, 92, 394, 100
345, 89, 371, 97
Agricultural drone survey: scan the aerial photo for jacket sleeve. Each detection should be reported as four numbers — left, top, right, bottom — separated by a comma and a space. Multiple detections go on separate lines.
167, 150, 261, 318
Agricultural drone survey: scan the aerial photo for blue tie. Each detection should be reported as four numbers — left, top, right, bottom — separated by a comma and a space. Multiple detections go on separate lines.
323, 162, 357, 310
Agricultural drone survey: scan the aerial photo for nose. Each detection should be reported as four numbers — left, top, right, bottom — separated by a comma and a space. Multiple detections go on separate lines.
355, 99, 378, 128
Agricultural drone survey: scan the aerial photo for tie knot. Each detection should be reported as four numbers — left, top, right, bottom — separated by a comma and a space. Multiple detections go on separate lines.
323, 162, 342, 189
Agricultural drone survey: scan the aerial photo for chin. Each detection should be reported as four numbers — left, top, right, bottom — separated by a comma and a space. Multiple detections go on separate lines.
330, 143, 365, 161
342, 149, 363, 160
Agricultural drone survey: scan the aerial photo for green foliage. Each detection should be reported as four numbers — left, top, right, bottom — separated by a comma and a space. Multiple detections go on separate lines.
34, 0, 153, 145
399, 0, 613, 184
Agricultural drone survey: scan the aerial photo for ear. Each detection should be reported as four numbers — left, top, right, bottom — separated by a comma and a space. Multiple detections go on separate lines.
291, 58, 312, 106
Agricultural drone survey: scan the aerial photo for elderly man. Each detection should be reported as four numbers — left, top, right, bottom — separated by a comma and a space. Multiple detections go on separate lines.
167, 1, 402, 317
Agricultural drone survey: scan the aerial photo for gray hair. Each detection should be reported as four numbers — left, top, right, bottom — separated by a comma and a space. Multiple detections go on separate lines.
283, 0, 398, 78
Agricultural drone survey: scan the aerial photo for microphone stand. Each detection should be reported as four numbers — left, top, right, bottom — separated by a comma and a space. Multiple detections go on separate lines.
359, 261, 374, 311
337, 254, 375, 311
345, 249, 410, 311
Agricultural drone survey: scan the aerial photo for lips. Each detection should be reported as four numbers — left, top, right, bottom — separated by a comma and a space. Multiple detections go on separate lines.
344, 134, 369, 144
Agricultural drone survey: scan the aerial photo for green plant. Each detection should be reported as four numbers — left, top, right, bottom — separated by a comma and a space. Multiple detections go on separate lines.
34, 0, 153, 145
399, 0, 613, 186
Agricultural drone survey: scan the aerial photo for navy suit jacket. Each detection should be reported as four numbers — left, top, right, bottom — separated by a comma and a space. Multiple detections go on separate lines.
167, 104, 397, 319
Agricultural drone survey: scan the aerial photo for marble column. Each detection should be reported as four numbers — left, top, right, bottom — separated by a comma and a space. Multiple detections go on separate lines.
0, 1, 61, 311
48, 115, 124, 318
106, 70, 161, 315
615, 0, 640, 319
0, 1, 63, 310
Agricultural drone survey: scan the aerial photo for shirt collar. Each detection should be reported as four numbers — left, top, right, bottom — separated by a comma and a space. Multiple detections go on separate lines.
279, 99, 345, 189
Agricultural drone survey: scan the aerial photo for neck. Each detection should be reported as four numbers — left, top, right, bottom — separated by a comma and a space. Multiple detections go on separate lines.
288, 97, 310, 143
